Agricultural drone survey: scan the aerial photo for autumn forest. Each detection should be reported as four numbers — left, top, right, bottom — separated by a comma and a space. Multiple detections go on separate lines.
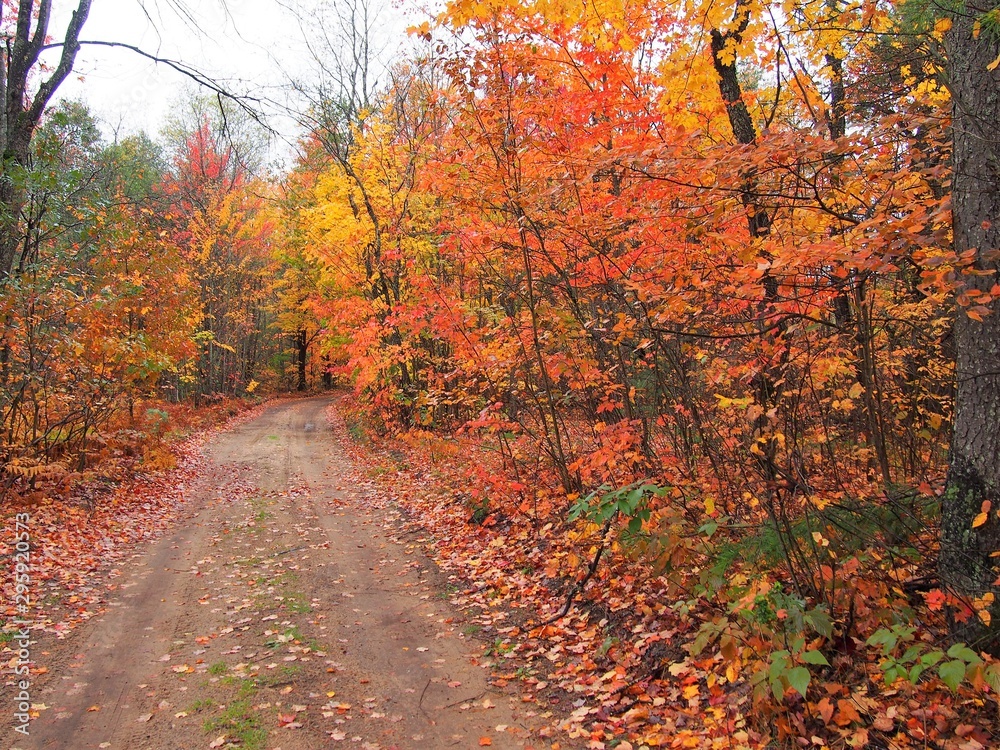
2, 0, 1000, 747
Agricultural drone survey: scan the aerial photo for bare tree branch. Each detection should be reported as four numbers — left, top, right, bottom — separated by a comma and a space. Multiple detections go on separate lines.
40, 39, 273, 134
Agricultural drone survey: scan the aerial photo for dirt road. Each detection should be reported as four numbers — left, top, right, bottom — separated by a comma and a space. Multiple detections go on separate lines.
4, 398, 552, 750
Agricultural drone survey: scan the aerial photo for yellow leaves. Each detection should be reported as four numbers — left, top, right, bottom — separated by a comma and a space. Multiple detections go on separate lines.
909, 77, 951, 107
408, 20, 433, 38
442, 0, 503, 26
3, 458, 67, 480
618, 32, 637, 52
714, 35, 740, 68
974, 593, 994, 626
714, 394, 753, 409
724, 661, 740, 683
832, 397, 854, 413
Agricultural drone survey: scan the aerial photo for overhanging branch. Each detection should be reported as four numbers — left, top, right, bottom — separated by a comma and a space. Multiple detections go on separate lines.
40, 39, 273, 133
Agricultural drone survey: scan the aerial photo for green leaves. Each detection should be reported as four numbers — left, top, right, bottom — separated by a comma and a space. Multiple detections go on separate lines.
567, 481, 667, 530
946, 643, 980, 663
765, 645, 830, 700
937, 660, 966, 692
936, 644, 983, 692
785, 666, 811, 698
867, 627, 982, 691
800, 649, 830, 666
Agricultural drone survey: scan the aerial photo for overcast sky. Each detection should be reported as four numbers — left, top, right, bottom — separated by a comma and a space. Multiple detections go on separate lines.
50, 0, 414, 163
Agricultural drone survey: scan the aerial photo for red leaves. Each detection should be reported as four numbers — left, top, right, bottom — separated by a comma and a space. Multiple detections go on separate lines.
0, 403, 259, 635
336, 385, 997, 750
276, 712, 301, 728
924, 589, 947, 611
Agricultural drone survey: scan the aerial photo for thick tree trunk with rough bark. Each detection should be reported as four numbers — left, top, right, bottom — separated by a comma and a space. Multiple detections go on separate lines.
940, 2, 1000, 652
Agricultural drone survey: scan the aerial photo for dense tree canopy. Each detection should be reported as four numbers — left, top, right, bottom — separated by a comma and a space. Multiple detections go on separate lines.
3, 0, 1000, 745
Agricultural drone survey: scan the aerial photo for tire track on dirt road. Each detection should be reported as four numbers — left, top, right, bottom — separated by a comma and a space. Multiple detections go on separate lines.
4, 397, 561, 750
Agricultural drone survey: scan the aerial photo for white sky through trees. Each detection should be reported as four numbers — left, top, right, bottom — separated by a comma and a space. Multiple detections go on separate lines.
49, 0, 411, 161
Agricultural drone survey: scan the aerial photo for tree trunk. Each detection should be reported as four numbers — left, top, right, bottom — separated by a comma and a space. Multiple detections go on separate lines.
940, 2, 1000, 652
322, 355, 333, 389
296, 329, 308, 391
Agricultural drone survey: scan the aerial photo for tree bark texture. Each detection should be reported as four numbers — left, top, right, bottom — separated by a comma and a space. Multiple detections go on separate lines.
940, 1, 1000, 652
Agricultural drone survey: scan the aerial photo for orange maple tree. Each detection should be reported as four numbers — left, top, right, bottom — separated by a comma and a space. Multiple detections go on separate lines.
275, 0, 1000, 745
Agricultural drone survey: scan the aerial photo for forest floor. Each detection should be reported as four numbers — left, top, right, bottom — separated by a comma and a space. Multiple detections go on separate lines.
1, 396, 568, 750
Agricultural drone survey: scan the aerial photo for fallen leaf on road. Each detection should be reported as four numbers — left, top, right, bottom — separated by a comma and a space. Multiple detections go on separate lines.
137, 713, 153, 723
479, 738, 492, 746
209, 737, 226, 748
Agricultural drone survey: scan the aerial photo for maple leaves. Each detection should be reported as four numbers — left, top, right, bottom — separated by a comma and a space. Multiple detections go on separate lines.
0, 103, 197, 490
158, 113, 280, 399
341, 396, 1000, 749
268, 0, 1000, 743
0, 95, 298, 504
0, 0, 995, 744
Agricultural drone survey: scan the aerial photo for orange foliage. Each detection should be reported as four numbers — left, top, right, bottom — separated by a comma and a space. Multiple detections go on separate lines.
278, 0, 1000, 745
